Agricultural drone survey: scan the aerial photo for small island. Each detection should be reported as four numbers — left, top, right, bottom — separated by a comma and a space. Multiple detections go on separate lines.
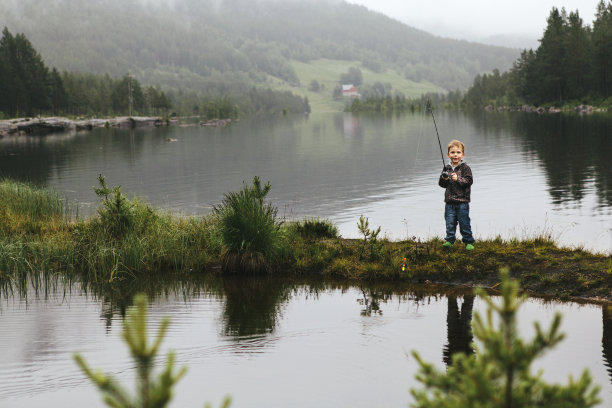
1, 177, 609, 304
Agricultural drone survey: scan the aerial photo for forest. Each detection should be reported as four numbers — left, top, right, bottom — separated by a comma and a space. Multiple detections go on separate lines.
0, 0, 518, 117
463, 1, 612, 108
0, 26, 309, 118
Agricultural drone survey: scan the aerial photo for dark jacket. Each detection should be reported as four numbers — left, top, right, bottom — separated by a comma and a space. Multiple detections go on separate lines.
438, 162, 473, 203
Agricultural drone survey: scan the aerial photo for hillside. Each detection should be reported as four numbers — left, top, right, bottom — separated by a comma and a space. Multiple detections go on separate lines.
0, 0, 519, 112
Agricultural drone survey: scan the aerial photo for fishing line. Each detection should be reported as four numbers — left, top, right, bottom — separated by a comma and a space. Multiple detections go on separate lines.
425, 99, 447, 168
414, 110, 424, 169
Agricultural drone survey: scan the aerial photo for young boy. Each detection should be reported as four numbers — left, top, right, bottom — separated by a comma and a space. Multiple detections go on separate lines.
438, 140, 475, 251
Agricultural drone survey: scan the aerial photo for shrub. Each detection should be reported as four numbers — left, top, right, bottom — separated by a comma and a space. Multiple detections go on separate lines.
213, 176, 283, 273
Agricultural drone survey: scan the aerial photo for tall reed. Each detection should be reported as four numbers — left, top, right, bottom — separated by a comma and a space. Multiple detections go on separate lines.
0, 179, 71, 235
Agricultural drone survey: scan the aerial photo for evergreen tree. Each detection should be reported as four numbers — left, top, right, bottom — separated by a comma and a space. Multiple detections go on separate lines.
410, 269, 601, 408
592, 1, 612, 98
49, 67, 68, 115
74, 294, 189, 408
0, 27, 51, 116
535, 8, 568, 103
563, 11, 591, 100
0, 27, 24, 116
112, 74, 145, 115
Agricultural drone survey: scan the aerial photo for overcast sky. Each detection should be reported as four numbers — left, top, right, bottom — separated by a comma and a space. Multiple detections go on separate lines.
346, 0, 602, 47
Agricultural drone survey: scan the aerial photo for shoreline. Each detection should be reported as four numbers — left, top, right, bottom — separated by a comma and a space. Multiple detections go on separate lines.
483, 104, 609, 114
0, 116, 166, 137
284, 237, 612, 304
0, 116, 238, 137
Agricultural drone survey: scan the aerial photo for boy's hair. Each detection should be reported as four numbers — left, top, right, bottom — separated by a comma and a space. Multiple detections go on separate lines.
447, 139, 465, 154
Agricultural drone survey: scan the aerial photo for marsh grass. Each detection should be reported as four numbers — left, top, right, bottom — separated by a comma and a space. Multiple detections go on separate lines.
0, 179, 71, 235
1, 179, 218, 283
0, 179, 609, 301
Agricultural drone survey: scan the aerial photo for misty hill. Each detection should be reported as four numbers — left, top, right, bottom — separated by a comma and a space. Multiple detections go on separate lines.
0, 0, 519, 108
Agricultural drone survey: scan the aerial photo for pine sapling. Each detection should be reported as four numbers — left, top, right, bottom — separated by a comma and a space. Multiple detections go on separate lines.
410, 268, 601, 408
74, 294, 188, 408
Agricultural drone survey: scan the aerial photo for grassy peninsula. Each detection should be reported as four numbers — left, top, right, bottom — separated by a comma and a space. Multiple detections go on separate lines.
0, 178, 610, 303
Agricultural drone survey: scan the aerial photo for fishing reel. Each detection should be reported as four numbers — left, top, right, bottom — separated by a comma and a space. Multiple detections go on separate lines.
441, 170, 451, 180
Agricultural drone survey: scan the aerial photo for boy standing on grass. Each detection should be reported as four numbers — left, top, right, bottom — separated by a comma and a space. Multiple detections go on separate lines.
438, 140, 475, 251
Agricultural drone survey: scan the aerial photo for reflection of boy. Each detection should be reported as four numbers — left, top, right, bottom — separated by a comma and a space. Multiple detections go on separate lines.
438, 140, 475, 251
443, 295, 475, 366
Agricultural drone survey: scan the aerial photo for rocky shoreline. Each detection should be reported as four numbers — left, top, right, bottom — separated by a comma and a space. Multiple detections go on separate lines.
0, 116, 239, 137
484, 104, 608, 114
0, 116, 167, 137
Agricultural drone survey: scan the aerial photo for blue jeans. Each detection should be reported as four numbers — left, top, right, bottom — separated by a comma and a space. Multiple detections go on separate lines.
444, 202, 474, 244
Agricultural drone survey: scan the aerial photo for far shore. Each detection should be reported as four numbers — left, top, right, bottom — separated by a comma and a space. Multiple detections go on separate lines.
0, 115, 237, 137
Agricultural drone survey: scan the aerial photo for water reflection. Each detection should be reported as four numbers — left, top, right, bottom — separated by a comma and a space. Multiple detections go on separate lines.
443, 294, 475, 366
357, 287, 387, 316
604, 305, 612, 384
220, 276, 291, 338
1, 274, 611, 407
467, 111, 612, 210
1, 112, 610, 251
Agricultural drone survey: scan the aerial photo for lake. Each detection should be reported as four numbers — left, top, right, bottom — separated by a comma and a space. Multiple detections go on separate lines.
0, 277, 611, 407
0, 111, 611, 407
0, 111, 610, 253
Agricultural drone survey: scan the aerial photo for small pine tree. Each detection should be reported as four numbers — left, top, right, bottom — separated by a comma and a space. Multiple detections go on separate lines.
94, 174, 134, 238
357, 214, 382, 260
410, 269, 601, 408
74, 294, 188, 408
74, 294, 231, 408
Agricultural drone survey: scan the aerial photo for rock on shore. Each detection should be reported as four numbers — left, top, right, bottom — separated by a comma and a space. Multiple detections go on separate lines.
0, 116, 164, 137
484, 104, 607, 114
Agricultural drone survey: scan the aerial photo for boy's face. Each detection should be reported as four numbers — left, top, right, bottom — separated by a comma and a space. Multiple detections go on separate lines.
447, 146, 464, 166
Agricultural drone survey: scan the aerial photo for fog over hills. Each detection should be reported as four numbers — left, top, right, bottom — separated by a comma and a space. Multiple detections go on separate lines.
0, 0, 519, 95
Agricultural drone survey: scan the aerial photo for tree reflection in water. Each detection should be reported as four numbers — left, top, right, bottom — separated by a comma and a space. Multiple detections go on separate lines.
603, 305, 612, 385
221, 275, 291, 338
443, 295, 475, 366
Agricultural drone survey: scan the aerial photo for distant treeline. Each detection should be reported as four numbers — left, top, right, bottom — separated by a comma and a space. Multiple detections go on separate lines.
346, 91, 463, 113
0, 27, 309, 119
0, 0, 517, 95
464, 2, 612, 108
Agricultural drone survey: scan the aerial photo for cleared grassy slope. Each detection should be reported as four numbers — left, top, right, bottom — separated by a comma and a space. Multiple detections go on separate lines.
267, 59, 444, 112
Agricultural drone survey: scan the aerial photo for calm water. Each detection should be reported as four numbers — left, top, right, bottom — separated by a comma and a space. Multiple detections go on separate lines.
0, 111, 610, 253
0, 278, 611, 407
0, 111, 611, 407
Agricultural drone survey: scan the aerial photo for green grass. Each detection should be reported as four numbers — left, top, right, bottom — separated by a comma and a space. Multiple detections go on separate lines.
267, 59, 444, 113
0, 178, 610, 302
0, 179, 72, 235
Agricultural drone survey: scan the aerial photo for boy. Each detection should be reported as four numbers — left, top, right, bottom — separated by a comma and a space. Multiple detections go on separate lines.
438, 140, 475, 251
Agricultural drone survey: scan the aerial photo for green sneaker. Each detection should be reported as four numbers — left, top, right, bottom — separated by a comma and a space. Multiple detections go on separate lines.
465, 243, 475, 251
442, 241, 453, 248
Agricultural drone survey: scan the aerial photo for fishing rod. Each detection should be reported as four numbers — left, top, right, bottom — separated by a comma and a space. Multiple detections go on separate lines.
425, 100, 450, 179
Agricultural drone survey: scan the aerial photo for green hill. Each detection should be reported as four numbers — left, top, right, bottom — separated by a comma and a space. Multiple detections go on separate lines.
0, 0, 519, 112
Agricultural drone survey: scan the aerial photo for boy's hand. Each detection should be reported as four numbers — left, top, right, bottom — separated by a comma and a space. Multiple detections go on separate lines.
451, 173, 458, 181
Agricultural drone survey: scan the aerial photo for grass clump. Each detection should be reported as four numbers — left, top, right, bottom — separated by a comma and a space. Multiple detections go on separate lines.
75, 175, 209, 281
213, 176, 284, 273
288, 217, 339, 240
0, 178, 70, 235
